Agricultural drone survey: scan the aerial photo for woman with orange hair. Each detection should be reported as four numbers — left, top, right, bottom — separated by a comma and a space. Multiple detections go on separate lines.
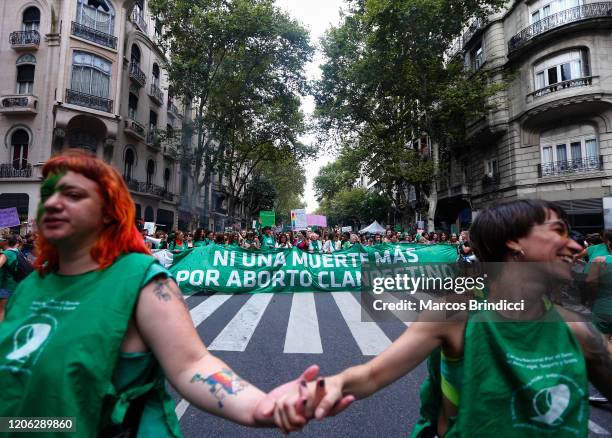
0, 150, 345, 436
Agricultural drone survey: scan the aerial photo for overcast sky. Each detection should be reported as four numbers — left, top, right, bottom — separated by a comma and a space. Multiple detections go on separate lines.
274, 0, 345, 213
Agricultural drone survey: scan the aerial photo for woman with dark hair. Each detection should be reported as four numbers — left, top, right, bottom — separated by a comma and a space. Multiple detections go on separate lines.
275, 199, 611, 437
275, 233, 292, 249
0, 151, 333, 436
214, 233, 225, 245
193, 228, 206, 248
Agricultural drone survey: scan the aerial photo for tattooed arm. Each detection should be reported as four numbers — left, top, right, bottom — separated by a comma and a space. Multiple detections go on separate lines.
567, 319, 612, 399
132, 276, 315, 429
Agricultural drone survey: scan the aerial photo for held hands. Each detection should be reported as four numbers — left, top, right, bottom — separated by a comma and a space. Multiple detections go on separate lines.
271, 374, 355, 434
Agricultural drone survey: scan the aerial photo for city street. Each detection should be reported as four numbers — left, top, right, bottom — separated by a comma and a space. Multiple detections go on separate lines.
173, 292, 612, 437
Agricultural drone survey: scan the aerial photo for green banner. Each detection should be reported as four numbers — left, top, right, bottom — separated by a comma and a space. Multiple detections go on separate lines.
259, 210, 276, 227
170, 243, 458, 295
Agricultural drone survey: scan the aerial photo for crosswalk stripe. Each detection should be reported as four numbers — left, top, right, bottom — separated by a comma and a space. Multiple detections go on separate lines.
208, 293, 274, 352
175, 398, 190, 420
332, 292, 392, 356
189, 294, 232, 326
589, 419, 610, 435
284, 293, 323, 354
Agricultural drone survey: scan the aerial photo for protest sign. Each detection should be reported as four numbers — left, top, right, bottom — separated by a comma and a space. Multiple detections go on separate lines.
0, 208, 20, 228
290, 209, 307, 230
259, 210, 276, 227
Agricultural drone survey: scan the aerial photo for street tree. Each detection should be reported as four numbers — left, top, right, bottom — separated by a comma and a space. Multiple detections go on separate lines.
314, 0, 507, 230
149, 0, 314, 225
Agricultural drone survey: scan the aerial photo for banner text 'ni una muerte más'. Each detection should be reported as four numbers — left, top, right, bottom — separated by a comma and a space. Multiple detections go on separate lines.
170, 243, 459, 295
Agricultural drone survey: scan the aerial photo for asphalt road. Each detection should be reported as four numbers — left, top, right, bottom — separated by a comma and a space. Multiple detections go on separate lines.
173, 292, 612, 438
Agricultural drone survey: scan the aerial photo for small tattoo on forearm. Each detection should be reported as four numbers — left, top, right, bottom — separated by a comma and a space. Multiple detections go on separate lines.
152, 278, 172, 302
191, 369, 248, 408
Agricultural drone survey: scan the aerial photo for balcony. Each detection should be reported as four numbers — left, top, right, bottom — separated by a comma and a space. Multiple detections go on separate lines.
129, 63, 146, 88
149, 83, 164, 106
0, 163, 32, 178
65, 89, 113, 113
71, 21, 117, 50
9, 30, 40, 50
163, 145, 179, 160
146, 130, 161, 150
167, 101, 180, 117
462, 17, 485, 46
481, 173, 500, 189
125, 177, 173, 200
124, 118, 146, 141
509, 3, 612, 53
538, 156, 603, 178
0, 95, 38, 115
528, 76, 596, 101
130, 8, 148, 33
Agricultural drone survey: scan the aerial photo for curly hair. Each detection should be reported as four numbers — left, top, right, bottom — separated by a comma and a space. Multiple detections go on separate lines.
35, 149, 149, 273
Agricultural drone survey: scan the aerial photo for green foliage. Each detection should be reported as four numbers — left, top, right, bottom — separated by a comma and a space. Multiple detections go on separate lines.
313, 154, 358, 202
314, 0, 508, 210
149, 0, 314, 219
316, 186, 391, 228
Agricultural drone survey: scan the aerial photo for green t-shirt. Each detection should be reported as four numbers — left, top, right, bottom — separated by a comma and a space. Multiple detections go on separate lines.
0, 249, 18, 292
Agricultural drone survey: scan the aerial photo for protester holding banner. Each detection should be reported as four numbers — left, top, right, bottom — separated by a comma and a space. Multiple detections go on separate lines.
275, 233, 292, 249
168, 231, 188, 253
261, 227, 276, 250
309, 233, 322, 253
274, 199, 612, 437
193, 228, 207, 248
0, 151, 345, 436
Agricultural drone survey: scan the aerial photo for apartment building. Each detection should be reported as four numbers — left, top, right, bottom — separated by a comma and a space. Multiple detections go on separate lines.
437, 0, 612, 233
0, 0, 204, 232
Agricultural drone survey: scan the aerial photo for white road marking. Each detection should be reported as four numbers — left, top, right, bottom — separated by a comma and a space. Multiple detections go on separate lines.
208, 293, 274, 351
332, 292, 392, 356
284, 293, 323, 354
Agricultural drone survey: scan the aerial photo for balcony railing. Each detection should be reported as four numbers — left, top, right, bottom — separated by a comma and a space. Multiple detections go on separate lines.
167, 101, 179, 116
129, 63, 146, 87
538, 155, 603, 177
149, 83, 164, 105
0, 95, 38, 115
0, 163, 32, 178
462, 17, 485, 46
146, 130, 161, 149
65, 88, 113, 113
163, 145, 179, 160
125, 177, 172, 199
529, 76, 596, 99
481, 173, 500, 188
509, 2, 612, 53
9, 30, 40, 49
130, 8, 148, 33
124, 118, 146, 140
71, 21, 117, 50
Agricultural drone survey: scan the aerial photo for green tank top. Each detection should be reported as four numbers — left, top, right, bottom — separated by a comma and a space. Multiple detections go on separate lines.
412, 306, 589, 437
0, 253, 182, 437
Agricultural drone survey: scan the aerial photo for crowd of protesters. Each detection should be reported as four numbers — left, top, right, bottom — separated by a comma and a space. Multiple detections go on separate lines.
142, 226, 474, 253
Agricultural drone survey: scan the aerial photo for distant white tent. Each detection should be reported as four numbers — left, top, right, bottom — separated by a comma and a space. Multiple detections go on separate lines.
359, 220, 386, 234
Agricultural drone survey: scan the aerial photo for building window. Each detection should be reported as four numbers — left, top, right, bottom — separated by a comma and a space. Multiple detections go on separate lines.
16, 64, 35, 94
146, 159, 155, 185
22, 7, 40, 31
540, 125, 599, 175
71, 51, 111, 97
164, 167, 171, 191
131, 44, 141, 67
76, 0, 114, 35
152, 63, 160, 87
534, 50, 587, 92
471, 41, 484, 71
128, 93, 138, 119
530, 0, 580, 23
11, 129, 29, 170
484, 158, 498, 178
124, 148, 135, 180
154, 18, 162, 40
149, 110, 157, 132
